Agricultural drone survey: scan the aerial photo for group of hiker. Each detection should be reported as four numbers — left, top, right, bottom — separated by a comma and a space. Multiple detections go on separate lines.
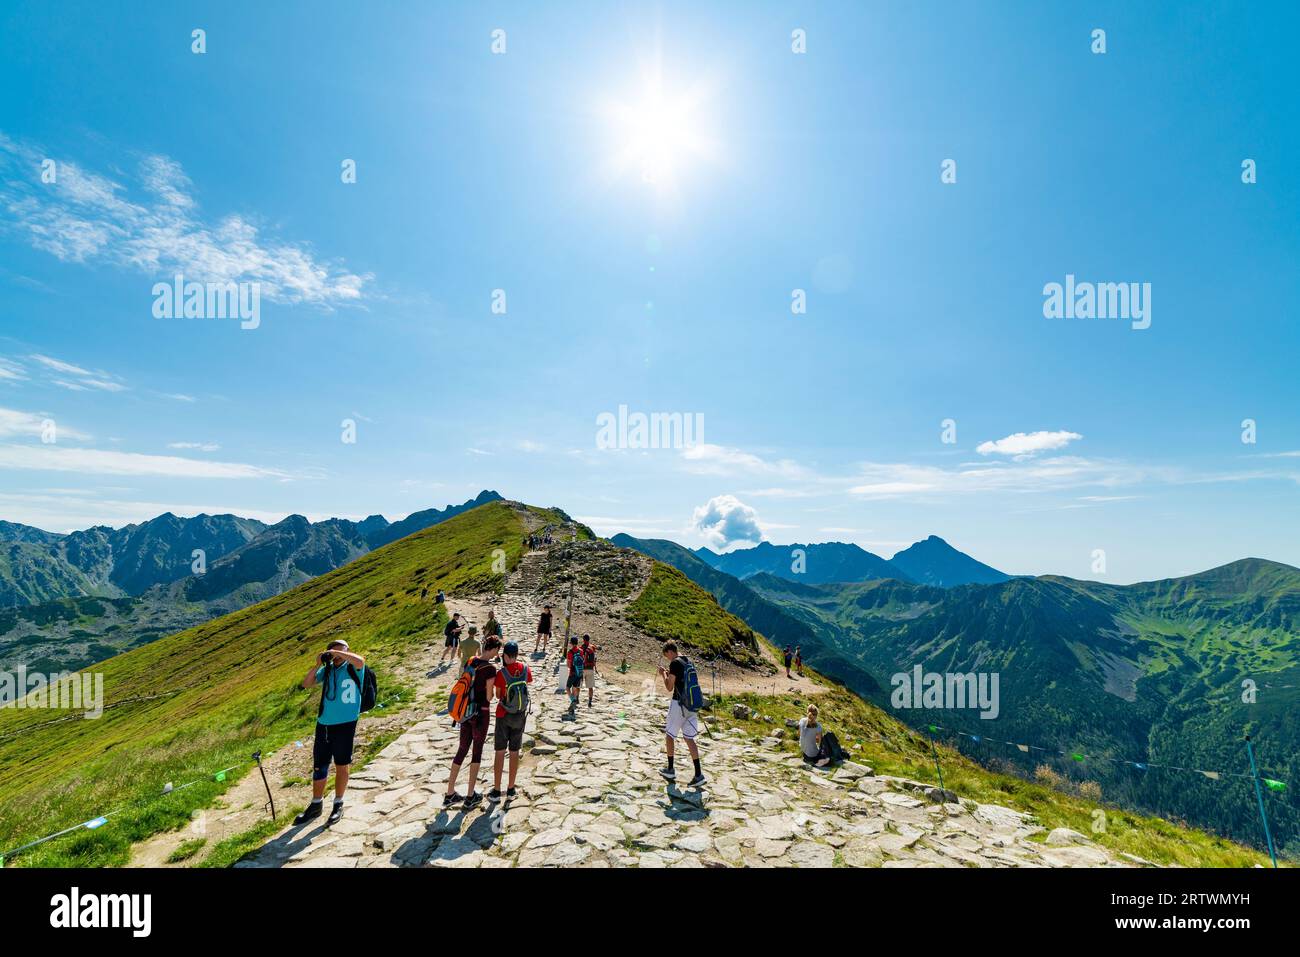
296, 595, 828, 828
783, 644, 804, 678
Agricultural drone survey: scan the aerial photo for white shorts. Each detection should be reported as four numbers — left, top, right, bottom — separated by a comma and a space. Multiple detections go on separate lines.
583, 669, 595, 689
665, 700, 698, 740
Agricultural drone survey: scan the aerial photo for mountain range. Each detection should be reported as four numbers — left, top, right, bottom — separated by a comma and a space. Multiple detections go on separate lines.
692, 536, 1011, 588
0, 491, 502, 672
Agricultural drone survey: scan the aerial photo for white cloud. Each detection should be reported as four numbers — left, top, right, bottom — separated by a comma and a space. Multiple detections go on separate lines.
0, 357, 29, 382
0, 136, 369, 306
29, 353, 127, 392
976, 430, 1083, 458
168, 441, 220, 452
0, 444, 287, 479
0, 406, 90, 440
680, 443, 809, 479
691, 494, 764, 550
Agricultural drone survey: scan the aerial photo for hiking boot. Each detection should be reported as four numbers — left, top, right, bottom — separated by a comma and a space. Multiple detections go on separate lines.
658, 766, 676, 781
687, 772, 706, 787
487, 789, 502, 803
462, 792, 483, 810
505, 787, 518, 799
442, 791, 464, 808
293, 802, 323, 825
326, 803, 345, 827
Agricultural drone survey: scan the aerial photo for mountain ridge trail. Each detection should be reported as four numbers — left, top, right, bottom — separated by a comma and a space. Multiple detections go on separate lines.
227, 545, 1134, 869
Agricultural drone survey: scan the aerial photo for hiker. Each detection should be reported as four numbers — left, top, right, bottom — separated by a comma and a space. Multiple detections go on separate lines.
658, 641, 705, 787
484, 609, 503, 640
444, 635, 502, 811
794, 646, 804, 676
459, 624, 481, 668
435, 588, 446, 604
439, 612, 463, 665
783, 645, 793, 678
564, 635, 584, 715
535, 604, 553, 655
798, 704, 845, 767
579, 633, 598, 707
489, 640, 532, 802
296, 640, 367, 827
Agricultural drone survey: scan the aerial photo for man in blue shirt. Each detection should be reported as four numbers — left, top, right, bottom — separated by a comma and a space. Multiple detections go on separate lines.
295, 639, 366, 827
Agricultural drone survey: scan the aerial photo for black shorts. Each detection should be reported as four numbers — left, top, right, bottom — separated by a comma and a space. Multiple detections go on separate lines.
313, 720, 357, 775
566, 674, 582, 690
494, 711, 527, 752
445, 633, 460, 648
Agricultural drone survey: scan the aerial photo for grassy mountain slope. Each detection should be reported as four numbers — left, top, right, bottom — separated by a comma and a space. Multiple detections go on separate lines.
0, 500, 541, 866
612, 533, 880, 692
747, 562, 1300, 857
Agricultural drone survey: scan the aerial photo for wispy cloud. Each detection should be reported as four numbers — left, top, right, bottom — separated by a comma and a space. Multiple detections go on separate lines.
167, 441, 220, 452
0, 358, 28, 382
679, 443, 810, 479
0, 133, 369, 306
0, 444, 288, 479
30, 353, 128, 392
0, 406, 90, 440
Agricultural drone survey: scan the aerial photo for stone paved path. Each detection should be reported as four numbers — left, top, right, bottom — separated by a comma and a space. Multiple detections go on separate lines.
241, 552, 1133, 869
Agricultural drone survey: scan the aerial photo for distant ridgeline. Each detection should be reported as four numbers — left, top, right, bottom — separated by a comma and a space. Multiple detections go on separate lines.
0, 491, 503, 672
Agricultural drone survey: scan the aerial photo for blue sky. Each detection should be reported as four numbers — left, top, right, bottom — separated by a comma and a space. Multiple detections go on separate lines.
0, 1, 1296, 583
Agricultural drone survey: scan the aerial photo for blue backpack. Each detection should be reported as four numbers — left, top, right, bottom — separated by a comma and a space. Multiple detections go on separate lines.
571, 649, 585, 678
677, 656, 704, 712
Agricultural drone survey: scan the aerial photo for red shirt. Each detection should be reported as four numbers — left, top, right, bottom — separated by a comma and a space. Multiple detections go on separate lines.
494, 661, 531, 718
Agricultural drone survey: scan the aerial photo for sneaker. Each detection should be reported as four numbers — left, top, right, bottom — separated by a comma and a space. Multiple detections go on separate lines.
442, 791, 464, 808
687, 772, 706, 788
506, 787, 518, 799
487, 789, 502, 803
326, 803, 345, 827
462, 792, 483, 810
293, 802, 323, 825
659, 766, 676, 781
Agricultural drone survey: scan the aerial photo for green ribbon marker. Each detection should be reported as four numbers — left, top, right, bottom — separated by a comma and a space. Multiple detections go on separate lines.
1071, 753, 1085, 762
214, 770, 226, 782
1264, 779, 1286, 792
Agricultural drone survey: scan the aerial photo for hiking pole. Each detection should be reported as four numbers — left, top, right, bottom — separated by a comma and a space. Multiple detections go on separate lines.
253, 751, 276, 821
927, 726, 946, 793
1244, 734, 1278, 868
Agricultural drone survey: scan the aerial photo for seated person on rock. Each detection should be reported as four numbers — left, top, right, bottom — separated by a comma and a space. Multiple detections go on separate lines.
798, 704, 846, 767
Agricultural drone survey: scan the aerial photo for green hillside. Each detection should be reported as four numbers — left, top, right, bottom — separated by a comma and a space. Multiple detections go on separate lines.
745, 562, 1300, 857
0, 500, 541, 867
625, 563, 760, 662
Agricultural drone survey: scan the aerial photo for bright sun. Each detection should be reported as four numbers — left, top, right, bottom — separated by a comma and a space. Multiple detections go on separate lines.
602, 73, 717, 191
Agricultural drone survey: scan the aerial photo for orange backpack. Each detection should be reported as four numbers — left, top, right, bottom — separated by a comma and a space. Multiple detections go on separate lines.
448, 658, 481, 725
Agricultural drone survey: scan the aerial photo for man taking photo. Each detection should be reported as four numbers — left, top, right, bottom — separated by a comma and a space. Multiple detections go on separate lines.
296, 639, 367, 827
